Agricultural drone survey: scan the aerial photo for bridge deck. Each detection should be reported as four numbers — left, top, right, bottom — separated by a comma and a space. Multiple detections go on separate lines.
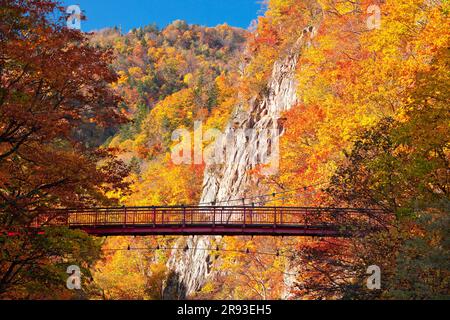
33, 206, 387, 237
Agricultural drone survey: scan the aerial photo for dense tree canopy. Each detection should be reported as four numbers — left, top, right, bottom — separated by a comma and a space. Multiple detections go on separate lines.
0, 0, 129, 298
1, 0, 448, 300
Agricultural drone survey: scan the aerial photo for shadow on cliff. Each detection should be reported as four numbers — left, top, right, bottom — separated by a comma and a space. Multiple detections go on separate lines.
163, 271, 187, 300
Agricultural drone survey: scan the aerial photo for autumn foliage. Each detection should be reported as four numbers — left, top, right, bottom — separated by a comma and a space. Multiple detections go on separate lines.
0, 0, 129, 298
1, 0, 448, 300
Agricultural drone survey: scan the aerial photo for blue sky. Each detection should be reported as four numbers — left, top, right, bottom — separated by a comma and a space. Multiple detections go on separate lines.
61, 0, 263, 32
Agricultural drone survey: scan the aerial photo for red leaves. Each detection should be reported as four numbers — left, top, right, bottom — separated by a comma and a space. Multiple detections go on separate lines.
249, 17, 280, 52
0, 0, 130, 214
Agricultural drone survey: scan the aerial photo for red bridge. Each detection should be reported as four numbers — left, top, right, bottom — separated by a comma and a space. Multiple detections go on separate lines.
34, 206, 388, 237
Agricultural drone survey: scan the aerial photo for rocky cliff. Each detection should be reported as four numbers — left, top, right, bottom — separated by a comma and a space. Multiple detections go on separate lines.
164, 30, 314, 299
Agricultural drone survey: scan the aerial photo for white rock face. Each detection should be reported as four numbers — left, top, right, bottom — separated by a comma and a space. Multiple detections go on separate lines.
164, 35, 308, 299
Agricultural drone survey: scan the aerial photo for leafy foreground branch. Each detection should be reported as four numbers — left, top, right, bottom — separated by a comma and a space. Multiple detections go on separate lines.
0, 0, 130, 299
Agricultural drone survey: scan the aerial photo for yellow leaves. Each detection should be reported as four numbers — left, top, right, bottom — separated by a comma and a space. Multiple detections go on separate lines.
112, 70, 128, 89
335, 1, 356, 15
147, 46, 161, 60
203, 73, 238, 131
93, 237, 149, 299
272, 0, 449, 211
113, 40, 126, 53
133, 133, 147, 149
183, 73, 193, 85
123, 157, 203, 207
127, 66, 142, 78
205, 236, 287, 299
243, 45, 278, 95
117, 70, 128, 85
146, 263, 169, 300
200, 282, 215, 295
317, 0, 334, 11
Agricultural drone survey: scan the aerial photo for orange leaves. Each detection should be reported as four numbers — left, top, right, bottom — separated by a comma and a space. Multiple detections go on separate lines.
94, 237, 155, 299
123, 157, 203, 207
252, 17, 280, 49
283, 103, 326, 140
274, 103, 331, 205
207, 236, 286, 300
269, 0, 450, 299
204, 73, 239, 131
274, 0, 450, 209
0, 0, 130, 213
102, 22, 249, 213
243, 0, 323, 99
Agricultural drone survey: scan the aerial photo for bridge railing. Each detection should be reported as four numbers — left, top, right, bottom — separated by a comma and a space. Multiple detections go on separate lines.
35, 206, 389, 230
